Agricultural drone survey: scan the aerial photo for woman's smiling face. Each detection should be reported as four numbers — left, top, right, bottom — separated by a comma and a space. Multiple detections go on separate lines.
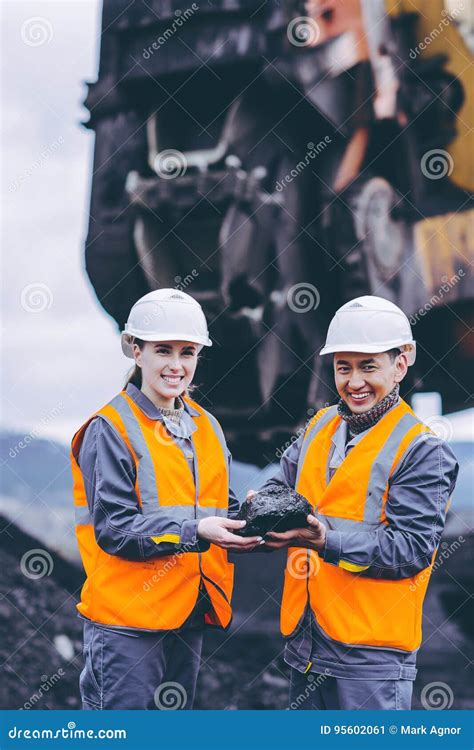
133, 340, 199, 406
334, 351, 407, 413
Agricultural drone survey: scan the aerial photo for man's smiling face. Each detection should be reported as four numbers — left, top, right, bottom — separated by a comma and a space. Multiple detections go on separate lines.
334, 350, 408, 413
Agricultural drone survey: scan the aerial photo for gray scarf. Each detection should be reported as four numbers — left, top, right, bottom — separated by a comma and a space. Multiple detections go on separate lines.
158, 398, 184, 425
337, 384, 400, 435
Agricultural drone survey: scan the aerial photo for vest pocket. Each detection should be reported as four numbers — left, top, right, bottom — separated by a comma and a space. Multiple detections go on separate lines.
351, 574, 416, 650
79, 640, 102, 708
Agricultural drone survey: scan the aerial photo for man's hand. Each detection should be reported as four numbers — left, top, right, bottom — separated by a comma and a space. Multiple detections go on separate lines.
245, 491, 325, 553
264, 514, 327, 552
197, 517, 263, 552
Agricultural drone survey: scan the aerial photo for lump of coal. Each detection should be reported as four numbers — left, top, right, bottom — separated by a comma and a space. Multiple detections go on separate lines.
235, 485, 313, 537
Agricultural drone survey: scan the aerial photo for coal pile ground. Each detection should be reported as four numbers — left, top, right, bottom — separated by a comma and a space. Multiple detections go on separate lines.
0, 515, 85, 710
1, 516, 472, 710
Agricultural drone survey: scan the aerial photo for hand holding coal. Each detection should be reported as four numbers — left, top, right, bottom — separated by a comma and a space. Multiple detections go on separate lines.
235, 486, 313, 537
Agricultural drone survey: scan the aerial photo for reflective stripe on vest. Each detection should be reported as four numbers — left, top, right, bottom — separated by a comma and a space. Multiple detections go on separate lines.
71, 391, 233, 631
280, 399, 434, 651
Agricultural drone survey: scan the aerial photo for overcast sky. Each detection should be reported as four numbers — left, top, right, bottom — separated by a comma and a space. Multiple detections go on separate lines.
2, 0, 132, 445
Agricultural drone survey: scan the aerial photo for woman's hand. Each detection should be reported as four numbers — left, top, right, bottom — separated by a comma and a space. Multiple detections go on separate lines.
246, 491, 325, 553
197, 517, 263, 552
263, 514, 327, 552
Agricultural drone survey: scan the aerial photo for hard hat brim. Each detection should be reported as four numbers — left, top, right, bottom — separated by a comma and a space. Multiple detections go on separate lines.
320, 343, 401, 355
320, 341, 416, 365
121, 331, 212, 358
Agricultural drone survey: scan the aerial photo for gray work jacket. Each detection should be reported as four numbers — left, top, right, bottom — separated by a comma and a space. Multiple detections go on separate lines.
76, 383, 239, 634
264, 401, 459, 679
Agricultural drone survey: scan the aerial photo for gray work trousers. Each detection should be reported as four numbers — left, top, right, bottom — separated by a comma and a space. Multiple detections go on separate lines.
289, 668, 413, 710
80, 619, 204, 710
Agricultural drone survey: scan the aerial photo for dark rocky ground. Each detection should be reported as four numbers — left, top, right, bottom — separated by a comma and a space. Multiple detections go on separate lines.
0, 515, 472, 710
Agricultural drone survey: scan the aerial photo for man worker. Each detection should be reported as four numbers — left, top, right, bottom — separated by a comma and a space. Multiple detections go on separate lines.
251, 296, 458, 710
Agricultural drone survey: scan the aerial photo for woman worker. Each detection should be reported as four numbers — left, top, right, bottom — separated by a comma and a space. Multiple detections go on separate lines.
71, 289, 261, 709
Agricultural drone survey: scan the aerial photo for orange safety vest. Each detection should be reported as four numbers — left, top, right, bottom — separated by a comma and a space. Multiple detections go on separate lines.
281, 399, 436, 652
71, 390, 234, 631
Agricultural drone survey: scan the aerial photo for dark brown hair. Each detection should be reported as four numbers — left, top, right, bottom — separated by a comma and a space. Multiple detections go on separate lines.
124, 338, 145, 389
387, 347, 402, 362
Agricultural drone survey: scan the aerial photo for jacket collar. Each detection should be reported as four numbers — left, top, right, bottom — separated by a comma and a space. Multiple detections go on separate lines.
330, 397, 401, 457
125, 383, 201, 419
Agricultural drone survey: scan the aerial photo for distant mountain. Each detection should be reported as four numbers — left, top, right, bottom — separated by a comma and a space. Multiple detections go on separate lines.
0, 431, 279, 562
0, 432, 76, 561
0, 430, 471, 559
0, 432, 72, 503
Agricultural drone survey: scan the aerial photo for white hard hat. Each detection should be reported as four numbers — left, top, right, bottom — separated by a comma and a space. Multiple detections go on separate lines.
320, 296, 416, 365
121, 289, 212, 358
